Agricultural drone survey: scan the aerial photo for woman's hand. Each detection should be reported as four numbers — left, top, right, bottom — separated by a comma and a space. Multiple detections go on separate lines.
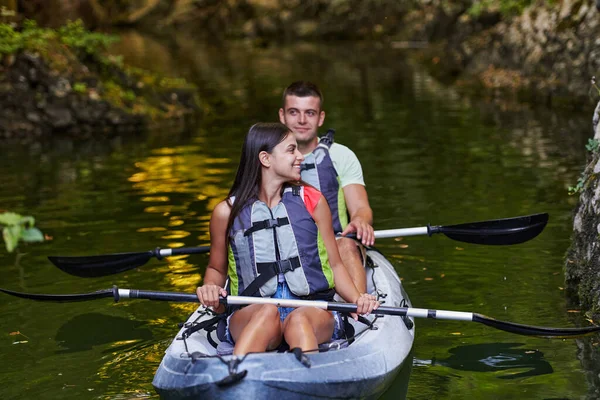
351, 293, 379, 320
196, 284, 227, 311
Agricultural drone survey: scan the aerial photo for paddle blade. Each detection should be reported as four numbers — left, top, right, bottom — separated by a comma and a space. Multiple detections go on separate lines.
48, 251, 154, 277
437, 213, 549, 245
473, 313, 600, 338
0, 288, 114, 302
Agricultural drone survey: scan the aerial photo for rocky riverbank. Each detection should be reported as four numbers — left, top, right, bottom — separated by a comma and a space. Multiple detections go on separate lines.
0, 20, 200, 142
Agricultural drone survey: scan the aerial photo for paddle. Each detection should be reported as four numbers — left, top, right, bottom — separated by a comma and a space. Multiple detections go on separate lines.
48, 246, 210, 278
47, 213, 548, 278
0, 285, 595, 338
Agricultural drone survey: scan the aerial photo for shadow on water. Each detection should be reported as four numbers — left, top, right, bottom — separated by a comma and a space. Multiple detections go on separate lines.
416, 342, 553, 379
55, 313, 154, 354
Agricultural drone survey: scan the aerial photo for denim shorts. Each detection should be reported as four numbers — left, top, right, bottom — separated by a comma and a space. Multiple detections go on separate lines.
225, 281, 345, 345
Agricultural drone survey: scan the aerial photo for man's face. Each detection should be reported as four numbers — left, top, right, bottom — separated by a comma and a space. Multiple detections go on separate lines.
279, 95, 325, 146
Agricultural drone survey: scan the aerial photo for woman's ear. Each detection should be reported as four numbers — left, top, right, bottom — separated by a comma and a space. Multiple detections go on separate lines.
259, 151, 270, 167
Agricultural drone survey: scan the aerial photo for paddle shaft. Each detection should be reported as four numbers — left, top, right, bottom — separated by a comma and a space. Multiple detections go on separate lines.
101, 289, 477, 321
157, 246, 210, 258
2, 286, 597, 337
104, 290, 600, 337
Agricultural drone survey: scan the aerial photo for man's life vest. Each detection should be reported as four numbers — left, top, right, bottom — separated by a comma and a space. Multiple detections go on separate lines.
300, 129, 348, 234
227, 185, 335, 298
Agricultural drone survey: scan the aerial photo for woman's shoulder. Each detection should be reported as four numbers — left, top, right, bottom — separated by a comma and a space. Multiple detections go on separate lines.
212, 199, 233, 220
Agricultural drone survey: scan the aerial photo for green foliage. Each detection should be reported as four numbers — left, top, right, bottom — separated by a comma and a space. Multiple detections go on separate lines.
57, 20, 118, 54
73, 82, 88, 93
568, 175, 586, 196
467, 0, 550, 18
586, 138, 600, 152
569, 139, 600, 195
0, 19, 118, 56
0, 212, 44, 253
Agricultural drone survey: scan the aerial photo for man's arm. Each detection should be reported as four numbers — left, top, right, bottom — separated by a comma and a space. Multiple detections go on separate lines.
341, 184, 374, 246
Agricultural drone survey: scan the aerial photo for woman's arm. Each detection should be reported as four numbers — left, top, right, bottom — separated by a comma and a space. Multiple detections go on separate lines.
312, 195, 378, 315
196, 200, 230, 313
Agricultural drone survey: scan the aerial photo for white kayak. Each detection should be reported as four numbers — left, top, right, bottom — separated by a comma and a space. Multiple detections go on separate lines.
153, 248, 415, 399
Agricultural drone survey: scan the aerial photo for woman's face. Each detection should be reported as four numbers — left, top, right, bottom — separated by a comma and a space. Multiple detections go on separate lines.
267, 133, 305, 181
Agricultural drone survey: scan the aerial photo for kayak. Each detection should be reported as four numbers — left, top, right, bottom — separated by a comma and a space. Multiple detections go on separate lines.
152, 248, 415, 399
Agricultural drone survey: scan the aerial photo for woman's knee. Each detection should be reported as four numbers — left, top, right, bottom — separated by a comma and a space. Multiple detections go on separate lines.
253, 304, 280, 324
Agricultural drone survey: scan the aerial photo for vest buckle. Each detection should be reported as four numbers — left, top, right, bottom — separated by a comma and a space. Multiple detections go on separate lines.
265, 218, 279, 228
277, 259, 294, 274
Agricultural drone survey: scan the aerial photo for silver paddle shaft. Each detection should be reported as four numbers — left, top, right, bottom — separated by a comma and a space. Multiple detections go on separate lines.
374, 227, 429, 239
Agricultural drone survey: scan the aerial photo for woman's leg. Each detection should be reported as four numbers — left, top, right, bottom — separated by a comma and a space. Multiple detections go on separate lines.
283, 307, 334, 352
229, 304, 283, 355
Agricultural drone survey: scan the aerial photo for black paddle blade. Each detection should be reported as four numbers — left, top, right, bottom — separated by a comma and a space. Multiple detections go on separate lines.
0, 287, 114, 302
436, 213, 549, 245
473, 313, 600, 338
48, 251, 154, 277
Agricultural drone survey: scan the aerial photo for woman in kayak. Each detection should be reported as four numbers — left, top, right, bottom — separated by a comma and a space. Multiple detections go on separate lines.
196, 122, 378, 355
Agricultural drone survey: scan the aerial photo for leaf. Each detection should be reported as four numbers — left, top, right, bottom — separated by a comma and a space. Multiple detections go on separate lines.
19, 216, 35, 228
21, 227, 44, 243
3, 225, 20, 253
0, 212, 21, 226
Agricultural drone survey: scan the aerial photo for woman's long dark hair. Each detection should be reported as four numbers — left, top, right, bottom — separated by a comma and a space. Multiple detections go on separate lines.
226, 122, 292, 239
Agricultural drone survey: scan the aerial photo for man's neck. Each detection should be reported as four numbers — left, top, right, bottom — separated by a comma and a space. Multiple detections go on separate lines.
298, 137, 319, 155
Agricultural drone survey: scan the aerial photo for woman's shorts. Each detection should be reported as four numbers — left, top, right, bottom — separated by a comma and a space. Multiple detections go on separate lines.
224, 281, 345, 345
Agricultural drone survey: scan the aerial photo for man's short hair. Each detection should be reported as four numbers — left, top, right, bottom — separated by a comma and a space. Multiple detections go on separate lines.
282, 81, 323, 109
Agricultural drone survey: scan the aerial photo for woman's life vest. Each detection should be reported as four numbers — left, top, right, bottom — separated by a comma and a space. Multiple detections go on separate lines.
300, 129, 348, 234
227, 185, 335, 298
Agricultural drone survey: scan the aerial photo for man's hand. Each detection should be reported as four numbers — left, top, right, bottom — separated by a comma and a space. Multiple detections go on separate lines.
341, 216, 375, 247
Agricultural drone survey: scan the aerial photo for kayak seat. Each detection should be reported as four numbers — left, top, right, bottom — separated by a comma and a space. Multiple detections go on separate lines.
215, 338, 349, 356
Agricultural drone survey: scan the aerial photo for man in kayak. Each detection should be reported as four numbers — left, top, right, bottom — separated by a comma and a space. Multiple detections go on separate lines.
279, 81, 373, 293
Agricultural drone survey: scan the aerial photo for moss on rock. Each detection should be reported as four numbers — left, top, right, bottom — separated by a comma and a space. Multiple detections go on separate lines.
0, 20, 200, 140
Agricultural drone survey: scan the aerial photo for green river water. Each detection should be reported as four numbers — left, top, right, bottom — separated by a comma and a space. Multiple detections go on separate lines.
0, 34, 595, 399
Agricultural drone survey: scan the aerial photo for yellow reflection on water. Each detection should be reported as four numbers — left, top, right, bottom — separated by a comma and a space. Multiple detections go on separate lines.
144, 205, 189, 213
109, 339, 141, 348
161, 230, 191, 240
141, 196, 170, 202
137, 227, 167, 232
168, 219, 184, 227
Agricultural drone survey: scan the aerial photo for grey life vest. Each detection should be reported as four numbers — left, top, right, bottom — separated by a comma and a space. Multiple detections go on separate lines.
227, 185, 335, 297
300, 129, 348, 233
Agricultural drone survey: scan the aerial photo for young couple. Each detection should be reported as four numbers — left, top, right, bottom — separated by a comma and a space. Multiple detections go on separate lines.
196, 81, 377, 355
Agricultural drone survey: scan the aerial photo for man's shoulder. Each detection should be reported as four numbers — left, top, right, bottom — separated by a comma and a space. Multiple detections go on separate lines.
329, 141, 359, 161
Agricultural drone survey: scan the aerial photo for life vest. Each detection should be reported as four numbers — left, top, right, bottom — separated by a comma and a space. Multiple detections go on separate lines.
227, 185, 335, 298
300, 129, 348, 233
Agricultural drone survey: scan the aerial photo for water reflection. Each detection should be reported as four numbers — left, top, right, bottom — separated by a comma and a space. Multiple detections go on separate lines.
55, 313, 153, 353
416, 342, 553, 379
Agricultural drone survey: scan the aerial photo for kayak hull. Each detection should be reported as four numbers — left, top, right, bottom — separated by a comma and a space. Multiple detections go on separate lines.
153, 248, 415, 399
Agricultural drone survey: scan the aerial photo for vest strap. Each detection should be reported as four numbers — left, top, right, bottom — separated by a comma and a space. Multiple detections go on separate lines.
257, 256, 301, 275
240, 256, 301, 297
243, 217, 289, 236
319, 129, 335, 148
301, 163, 315, 171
